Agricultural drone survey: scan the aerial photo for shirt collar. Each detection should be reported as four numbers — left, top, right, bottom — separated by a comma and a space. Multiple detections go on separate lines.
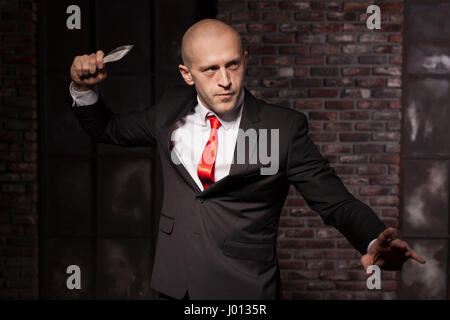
195, 90, 245, 130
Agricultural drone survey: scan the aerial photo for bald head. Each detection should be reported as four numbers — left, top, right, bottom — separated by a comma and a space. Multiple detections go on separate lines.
181, 19, 243, 68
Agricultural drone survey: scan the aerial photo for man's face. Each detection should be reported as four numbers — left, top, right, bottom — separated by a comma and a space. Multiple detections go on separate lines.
180, 32, 248, 116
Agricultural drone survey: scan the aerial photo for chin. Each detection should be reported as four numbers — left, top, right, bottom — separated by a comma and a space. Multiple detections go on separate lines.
216, 103, 235, 115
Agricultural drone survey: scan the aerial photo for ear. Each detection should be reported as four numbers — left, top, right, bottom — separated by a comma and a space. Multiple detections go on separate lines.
242, 50, 248, 70
178, 64, 194, 86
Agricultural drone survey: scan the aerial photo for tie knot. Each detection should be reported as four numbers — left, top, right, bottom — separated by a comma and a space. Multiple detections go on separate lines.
206, 115, 221, 130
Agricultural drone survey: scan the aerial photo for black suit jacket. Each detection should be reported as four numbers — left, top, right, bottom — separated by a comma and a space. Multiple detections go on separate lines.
69, 85, 386, 299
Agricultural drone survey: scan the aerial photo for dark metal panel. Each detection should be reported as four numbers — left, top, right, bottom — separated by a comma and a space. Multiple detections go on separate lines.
403, 78, 450, 155
98, 239, 151, 299
44, 75, 92, 154
399, 239, 447, 299
45, 0, 93, 75
47, 156, 94, 236
405, 3, 450, 42
407, 45, 450, 75
402, 160, 448, 237
47, 238, 95, 299
98, 157, 152, 237
95, 0, 152, 75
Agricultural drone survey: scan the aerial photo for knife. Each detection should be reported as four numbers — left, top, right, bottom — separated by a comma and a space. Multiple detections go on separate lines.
103, 44, 134, 64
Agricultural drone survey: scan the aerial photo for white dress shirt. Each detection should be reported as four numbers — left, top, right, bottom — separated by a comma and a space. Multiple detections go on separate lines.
69, 82, 377, 253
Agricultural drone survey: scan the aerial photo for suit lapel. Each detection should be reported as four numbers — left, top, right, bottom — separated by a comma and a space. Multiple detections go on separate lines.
160, 87, 262, 196
161, 87, 201, 194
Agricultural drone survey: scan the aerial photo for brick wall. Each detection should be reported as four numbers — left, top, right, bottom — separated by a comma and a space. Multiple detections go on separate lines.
217, 0, 402, 299
0, 0, 39, 299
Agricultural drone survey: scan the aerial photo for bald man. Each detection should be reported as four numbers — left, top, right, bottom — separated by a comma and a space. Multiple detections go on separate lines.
68, 19, 425, 300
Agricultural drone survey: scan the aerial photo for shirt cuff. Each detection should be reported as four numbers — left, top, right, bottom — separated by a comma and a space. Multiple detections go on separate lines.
367, 238, 377, 253
69, 81, 99, 107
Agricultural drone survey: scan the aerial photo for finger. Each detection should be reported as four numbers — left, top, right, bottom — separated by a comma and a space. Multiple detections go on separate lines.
377, 227, 397, 246
89, 54, 97, 74
74, 58, 83, 79
96, 50, 104, 69
97, 68, 108, 81
81, 55, 90, 77
360, 254, 374, 276
391, 239, 408, 251
407, 249, 426, 264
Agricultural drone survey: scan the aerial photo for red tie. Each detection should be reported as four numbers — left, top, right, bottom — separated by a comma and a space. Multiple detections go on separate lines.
198, 115, 221, 189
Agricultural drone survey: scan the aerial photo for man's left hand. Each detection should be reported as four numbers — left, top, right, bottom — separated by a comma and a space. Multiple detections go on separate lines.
361, 227, 426, 275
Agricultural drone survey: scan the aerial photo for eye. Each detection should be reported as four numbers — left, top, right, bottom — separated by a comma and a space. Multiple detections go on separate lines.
228, 62, 240, 70
204, 67, 216, 73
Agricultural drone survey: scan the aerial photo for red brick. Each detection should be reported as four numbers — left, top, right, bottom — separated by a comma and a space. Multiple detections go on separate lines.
247, 68, 277, 77
323, 144, 352, 154
280, 23, 310, 33
247, 46, 277, 55
279, 2, 310, 10
343, 2, 370, 11
261, 79, 289, 88
217, 2, 246, 12
357, 79, 386, 88
311, 67, 339, 77
343, 44, 371, 54
309, 112, 338, 121
295, 56, 325, 65
327, 12, 357, 21
343, 23, 368, 32
309, 90, 339, 98
285, 229, 315, 238
262, 56, 294, 66
263, 12, 292, 21
372, 132, 400, 141
295, 12, 324, 21
309, 133, 337, 142
370, 155, 400, 164
311, 1, 340, 10
324, 123, 353, 131
357, 101, 389, 110
369, 196, 399, 207
341, 111, 369, 120
231, 12, 259, 21
354, 144, 384, 154
339, 155, 368, 164
328, 56, 356, 65
370, 176, 399, 185
264, 34, 294, 43
292, 79, 322, 88
357, 165, 386, 175
306, 240, 335, 249
342, 68, 371, 76
248, 23, 277, 33
340, 133, 369, 142
325, 78, 354, 87
296, 34, 326, 43
310, 44, 340, 55
294, 100, 322, 110
279, 45, 309, 55
312, 24, 341, 33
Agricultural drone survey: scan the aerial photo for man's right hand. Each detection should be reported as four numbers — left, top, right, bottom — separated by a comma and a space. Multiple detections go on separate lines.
70, 50, 108, 92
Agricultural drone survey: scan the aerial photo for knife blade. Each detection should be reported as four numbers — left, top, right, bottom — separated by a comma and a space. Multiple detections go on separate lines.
103, 44, 134, 64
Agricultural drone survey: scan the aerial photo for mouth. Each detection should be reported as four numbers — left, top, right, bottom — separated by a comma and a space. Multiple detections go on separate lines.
217, 92, 234, 97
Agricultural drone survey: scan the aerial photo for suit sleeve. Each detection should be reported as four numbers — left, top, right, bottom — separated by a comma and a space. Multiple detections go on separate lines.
68, 94, 158, 147
285, 112, 386, 255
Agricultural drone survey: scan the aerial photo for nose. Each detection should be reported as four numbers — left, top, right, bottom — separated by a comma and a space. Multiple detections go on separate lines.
218, 67, 231, 88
